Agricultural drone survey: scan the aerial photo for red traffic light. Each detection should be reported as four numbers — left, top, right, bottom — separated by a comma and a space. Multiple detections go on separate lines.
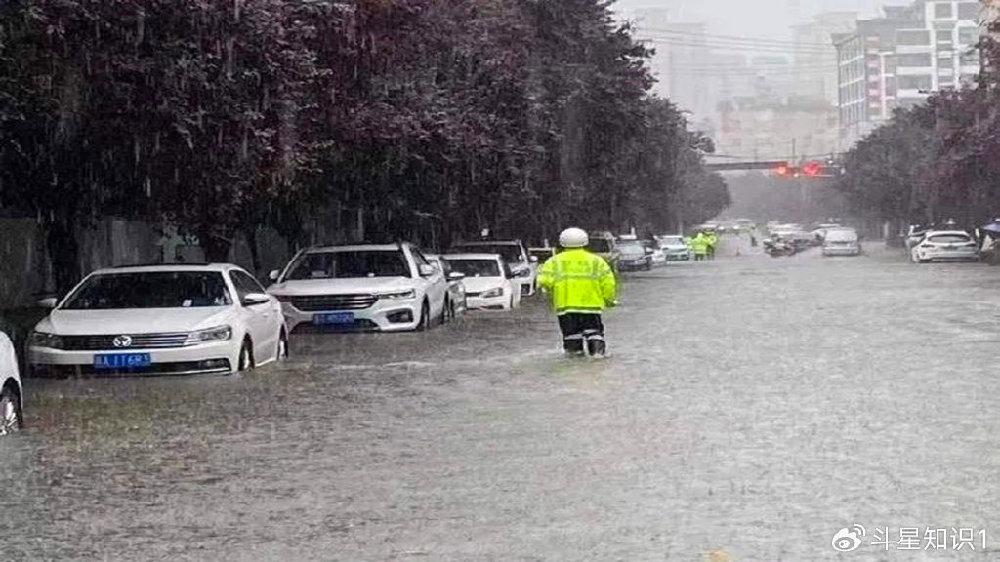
802, 161, 821, 177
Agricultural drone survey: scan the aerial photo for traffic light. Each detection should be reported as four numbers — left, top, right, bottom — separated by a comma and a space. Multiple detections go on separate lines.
802, 161, 821, 177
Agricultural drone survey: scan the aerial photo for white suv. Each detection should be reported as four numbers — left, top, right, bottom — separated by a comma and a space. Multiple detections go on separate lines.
267, 243, 449, 333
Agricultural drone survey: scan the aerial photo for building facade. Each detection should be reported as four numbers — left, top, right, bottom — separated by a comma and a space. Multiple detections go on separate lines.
834, 1, 981, 148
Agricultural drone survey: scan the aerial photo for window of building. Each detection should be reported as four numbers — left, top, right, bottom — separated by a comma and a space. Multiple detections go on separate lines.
935, 2, 953, 19
898, 75, 933, 90
883, 55, 897, 73
936, 29, 954, 44
959, 73, 978, 85
957, 3, 979, 20
958, 27, 978, 46
897, 30, 931, 45
960, 51, 979, 66
896, 53, 932, 67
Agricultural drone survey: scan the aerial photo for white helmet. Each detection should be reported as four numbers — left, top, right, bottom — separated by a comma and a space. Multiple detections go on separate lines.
559, 227, 589, 248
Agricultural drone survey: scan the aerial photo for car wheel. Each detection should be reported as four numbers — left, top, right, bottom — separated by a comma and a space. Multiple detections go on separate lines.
416, 301, 431, 331
0, 385, 22, 435
276, 329, 289, 361
237, 339, 254, 372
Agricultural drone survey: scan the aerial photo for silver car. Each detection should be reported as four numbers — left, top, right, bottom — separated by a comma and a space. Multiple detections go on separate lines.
655, 235, 692, 261
822, 228, 861, 257
910, 231, 979, 263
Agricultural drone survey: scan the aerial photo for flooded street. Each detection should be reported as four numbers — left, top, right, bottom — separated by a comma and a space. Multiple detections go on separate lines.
4, 239, 1000, 561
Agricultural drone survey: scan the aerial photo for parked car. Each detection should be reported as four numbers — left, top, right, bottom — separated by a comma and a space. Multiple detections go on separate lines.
441, 253, 521, 310
587, 231, 620, 271
904, 224, 931, 250
642, 240, 667, 267
655, 235, 692, 261
617, 239, 653, 271
29, 264, 287, 377
0, 330, 23, 434
450, 240, 537, 297
822, 227, 861, 257
268, 243, 449, 333
426, 254, 467, 322
528, 247, 556, 264
910, 230, 979, 263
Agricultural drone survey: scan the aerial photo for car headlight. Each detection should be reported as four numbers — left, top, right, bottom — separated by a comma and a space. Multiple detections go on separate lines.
29, 331, 63, 349
378, 289, 416, 300
186, 325, 232, 345
481, 288, 504, 298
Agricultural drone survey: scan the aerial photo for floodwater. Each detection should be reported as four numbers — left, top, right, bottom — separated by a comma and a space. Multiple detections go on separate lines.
3, 238, 1000, 561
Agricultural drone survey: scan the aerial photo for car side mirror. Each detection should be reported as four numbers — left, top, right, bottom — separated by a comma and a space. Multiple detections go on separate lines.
269, 269, 281, 281
37, 297, 58, 309
529, 256, 539, 263
448, 271, 465, 281
418, 264, 436, 277
242, 292, 272, 306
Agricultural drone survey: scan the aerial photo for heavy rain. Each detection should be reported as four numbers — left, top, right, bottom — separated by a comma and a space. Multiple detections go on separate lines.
2, 0, 1000, 560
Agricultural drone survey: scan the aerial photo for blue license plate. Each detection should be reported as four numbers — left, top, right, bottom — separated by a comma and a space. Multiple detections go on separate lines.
314, 312, 355, 325
94, 353, 152, 370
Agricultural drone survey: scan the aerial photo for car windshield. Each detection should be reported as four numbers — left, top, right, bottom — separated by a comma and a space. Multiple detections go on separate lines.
445, 259, 501, 278
660, 237, 684, 245
286, 250, 411, 280
587, 239, 612, 253
619, 242, 644, 255
62, 271, 232, 309
928, 234, 971, 244
453, 244, 522, 264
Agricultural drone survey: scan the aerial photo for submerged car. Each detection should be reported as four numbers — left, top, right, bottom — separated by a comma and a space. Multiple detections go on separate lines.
528, 247, 556, 264
449, 240, 537, 296
617, 240, 653, 271
655, 235, 692, 261
587, 231, 621, 271
822, 228, 861, 257
29, 264, 287, 377
268, 243, 449, 333
910, 231, 979, 263
0, 330, 23, 434
442, 253, 521, 310
426, 254, 467, 322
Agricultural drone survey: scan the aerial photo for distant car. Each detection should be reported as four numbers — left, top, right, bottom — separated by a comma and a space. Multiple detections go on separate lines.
822, 228, 861, 257
904, 224, 931, 250
30, 264, 287, 377
910, 231, 979, 263
426, 255, 467, 322
655, 235, 692, 261
617, 239, 653, 271
587, 231, 621, 271
642, 240, 667, 267
449, 240, 537, 297
442, 253, 521, 310
268, 243, 449, 333
528, 247, 556, 264
0, 330, 23, 434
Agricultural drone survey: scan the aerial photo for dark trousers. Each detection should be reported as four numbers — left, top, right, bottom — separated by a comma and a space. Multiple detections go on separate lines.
558, 313, 606, 356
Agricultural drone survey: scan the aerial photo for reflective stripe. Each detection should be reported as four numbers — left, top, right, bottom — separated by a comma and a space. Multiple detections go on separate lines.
584, 335, 605, 342
563, 334, 584, 341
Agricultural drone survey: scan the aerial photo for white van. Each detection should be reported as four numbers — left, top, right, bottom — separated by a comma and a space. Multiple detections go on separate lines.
822, 228, 860, 257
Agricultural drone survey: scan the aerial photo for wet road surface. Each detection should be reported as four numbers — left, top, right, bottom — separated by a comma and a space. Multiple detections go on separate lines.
3, 239, 1000, 561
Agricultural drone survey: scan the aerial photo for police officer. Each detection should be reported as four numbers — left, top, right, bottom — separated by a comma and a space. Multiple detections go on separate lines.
536, 228, 617, 357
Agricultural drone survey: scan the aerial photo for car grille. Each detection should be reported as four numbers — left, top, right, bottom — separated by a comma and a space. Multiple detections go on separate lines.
61, 333, 190, 351
289, 294, 378, 311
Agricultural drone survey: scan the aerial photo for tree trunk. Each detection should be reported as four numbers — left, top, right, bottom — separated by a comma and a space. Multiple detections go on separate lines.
200, 232, 232, 263
245, 226, 261, 276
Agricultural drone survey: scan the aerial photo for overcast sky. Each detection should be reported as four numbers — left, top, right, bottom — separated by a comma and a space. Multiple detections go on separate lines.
614, 0, 910, 39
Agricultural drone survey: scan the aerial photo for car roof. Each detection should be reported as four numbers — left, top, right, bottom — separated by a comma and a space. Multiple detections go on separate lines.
453, 240, 521, 246
307, 244, 407, 253
96, 263, 238, 274
440, 253, 503, 261
925, 230, 971, 236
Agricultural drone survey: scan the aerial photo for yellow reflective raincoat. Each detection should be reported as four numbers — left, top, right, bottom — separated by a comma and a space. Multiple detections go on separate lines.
536, 248, 617, 315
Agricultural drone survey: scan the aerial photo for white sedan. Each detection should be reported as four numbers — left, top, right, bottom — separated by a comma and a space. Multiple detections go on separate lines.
0, 331, 23, 434
29, 264, 287, 376
910, 231, 980, 263
442, 253, 522, 310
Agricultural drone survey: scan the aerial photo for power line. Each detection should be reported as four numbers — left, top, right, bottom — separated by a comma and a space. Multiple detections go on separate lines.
636, 27, 835, 48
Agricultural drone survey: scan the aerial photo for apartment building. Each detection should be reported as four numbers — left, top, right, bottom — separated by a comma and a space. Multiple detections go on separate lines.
834, 1, 980, 148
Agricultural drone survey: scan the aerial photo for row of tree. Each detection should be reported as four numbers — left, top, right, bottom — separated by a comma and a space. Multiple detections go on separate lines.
0, 0, 729, 287
837, 37, 1000, 233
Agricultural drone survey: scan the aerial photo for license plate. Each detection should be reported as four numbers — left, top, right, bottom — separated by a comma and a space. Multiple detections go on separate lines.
94, 353, 152, 370
314, 312, 355, 325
